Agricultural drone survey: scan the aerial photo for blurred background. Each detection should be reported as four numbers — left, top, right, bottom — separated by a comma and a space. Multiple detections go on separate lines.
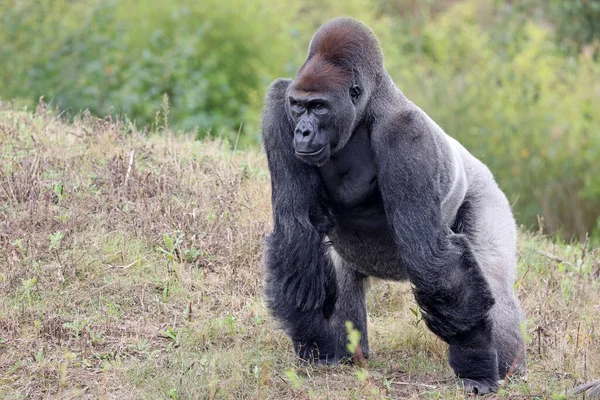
1, 0, 599, 242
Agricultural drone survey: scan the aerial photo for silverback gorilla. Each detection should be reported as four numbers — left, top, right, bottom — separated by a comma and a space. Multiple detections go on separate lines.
261, 17, 526, 394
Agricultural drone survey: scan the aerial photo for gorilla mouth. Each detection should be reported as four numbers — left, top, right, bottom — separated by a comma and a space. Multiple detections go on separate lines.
295, 147, 325, 157
294, 145, 329, 166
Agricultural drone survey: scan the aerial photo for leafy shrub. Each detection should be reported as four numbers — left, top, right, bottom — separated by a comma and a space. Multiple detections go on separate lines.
0, 0, 298, 142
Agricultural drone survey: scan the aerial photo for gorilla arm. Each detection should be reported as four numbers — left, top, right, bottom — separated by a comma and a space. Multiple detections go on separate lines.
371, 107, 500, 390
261, 79, 338, 361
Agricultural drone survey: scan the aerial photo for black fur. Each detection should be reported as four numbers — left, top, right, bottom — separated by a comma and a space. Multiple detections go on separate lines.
261, 17, 525, 393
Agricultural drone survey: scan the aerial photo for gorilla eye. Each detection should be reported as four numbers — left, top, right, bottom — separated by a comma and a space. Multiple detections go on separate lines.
291, 103, 305, 114
350, 85, 361, 100
311, 102, 328, 115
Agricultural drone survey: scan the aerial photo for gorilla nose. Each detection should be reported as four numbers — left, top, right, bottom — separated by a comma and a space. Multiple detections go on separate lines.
295, 127, 312, 137
294, 130, 322, 154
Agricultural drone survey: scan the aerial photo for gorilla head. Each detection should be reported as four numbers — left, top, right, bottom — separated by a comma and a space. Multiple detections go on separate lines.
287, 18, 383, 166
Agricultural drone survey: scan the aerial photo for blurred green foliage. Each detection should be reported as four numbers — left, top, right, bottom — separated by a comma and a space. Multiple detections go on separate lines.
0, 0, 300, 138
547, 0, 600, 53
0, 0, 599, 240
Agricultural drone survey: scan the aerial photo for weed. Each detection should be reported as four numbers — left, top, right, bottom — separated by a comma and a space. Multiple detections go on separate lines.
63, 320, 87, 340
49, 231, 64, 251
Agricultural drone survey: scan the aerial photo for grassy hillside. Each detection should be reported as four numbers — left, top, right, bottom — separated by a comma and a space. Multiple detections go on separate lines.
1, 104, 599, 399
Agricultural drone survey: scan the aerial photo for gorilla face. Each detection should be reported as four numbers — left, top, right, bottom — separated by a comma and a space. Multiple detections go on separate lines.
287, 85, 360, 166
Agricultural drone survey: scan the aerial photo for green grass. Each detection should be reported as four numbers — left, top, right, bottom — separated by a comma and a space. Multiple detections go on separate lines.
0, 103, 599, 399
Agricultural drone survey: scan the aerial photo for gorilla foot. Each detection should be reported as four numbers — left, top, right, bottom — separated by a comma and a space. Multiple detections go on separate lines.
296, 353, 339, 366
459, 378, 499, 395
317, 356, 339, 367
294, 342, 338, 366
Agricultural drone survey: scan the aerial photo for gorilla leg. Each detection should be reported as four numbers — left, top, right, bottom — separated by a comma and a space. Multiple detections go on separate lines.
455, 189, 527, 379
327, 246, 369, 361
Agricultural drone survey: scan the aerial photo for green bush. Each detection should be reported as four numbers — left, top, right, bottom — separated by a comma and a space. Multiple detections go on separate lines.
0, 0, 299, 142
547, 0, 600, 53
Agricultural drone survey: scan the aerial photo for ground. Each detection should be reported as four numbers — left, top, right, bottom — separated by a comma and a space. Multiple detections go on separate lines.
0, 103, 599, 399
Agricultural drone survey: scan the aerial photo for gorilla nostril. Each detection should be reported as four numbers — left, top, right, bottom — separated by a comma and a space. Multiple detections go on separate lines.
294, 127, 312, 138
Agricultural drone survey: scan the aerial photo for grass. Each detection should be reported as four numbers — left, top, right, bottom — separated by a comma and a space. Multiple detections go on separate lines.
0, 102, 599, 399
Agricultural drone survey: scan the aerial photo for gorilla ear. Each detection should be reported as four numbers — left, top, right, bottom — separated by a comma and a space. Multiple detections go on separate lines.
350, 85, 361, 104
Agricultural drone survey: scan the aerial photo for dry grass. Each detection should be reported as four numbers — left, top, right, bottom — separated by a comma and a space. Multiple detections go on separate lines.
0, 102, 599, 399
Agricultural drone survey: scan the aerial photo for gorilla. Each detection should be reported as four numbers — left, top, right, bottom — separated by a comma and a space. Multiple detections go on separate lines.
261, 17, 526, 394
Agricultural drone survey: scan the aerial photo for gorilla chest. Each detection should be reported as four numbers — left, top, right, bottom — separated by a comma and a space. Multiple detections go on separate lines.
319, 128, 378, 209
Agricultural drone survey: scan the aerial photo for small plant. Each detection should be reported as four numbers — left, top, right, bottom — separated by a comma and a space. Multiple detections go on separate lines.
345, 321, 387, 397
55, 211, 69, 224
410, 306, 423, 327
59, 352, 76, 387
34, 349, 45, 365
11, 238, 25, 254
253, 313, 264, 326
135, 339, 149, 352
63, 320, 87, 339
224, 313, 237, 334
159, 326, 181, 350
346, 321, 369, 380
52, 181, 65, 202
184, 248, 202, 263
345, 320, 362, 358
284, 368, 304, 391
161, 93, 170, 132
207, 211, 216, 224
104, 301, 122, 322
239, 162, 267, 180
158, 231, 184, 262
20, 277, 37, 305
166, 388, 178, 400
86, 326, 105, 345
49, 231, 64, 251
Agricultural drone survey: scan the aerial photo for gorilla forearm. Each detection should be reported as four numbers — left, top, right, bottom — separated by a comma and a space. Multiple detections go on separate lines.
410, 237, 500, 384
404, 235, 495, 341
264, 225, 336, 314
263, 224, 338, 362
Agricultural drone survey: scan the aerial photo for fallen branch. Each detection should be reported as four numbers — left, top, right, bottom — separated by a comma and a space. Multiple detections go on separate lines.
106, 260, 138, 270
391, 381, 437, 389
536, 250, 573, 266
569, 379, 600, 399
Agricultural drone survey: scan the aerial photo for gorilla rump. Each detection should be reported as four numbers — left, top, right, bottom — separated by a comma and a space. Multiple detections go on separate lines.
261, 17, 526, 395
